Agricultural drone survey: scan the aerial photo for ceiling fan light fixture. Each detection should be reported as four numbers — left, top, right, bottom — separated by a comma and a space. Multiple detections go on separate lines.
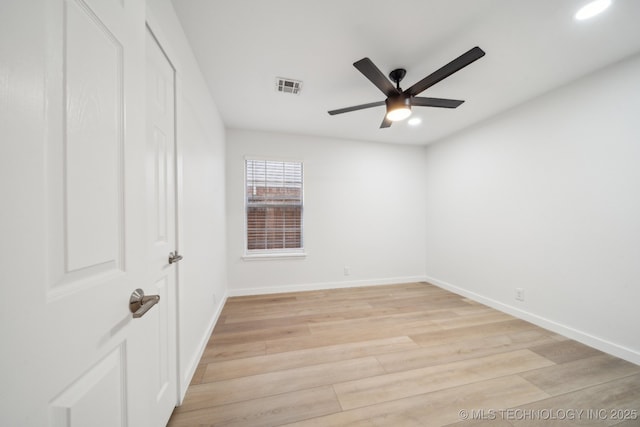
575, 0, 612, 20
385, 96, 412, 122
386, 107, 412, 122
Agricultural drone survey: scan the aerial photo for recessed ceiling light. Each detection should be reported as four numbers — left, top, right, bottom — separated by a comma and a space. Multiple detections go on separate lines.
408, 117, 422, 126
575, 0, 612, 20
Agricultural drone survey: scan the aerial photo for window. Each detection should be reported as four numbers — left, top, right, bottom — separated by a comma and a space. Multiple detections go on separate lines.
245, 159, 303, 254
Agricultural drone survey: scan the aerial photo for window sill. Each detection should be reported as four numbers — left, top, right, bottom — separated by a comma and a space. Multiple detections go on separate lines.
242, 252, 307, 261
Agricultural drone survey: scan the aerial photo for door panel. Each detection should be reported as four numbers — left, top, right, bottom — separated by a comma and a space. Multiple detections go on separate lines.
50, 346, 126, 427
64, 0, 123, 274
146, 28, 179, 426
47, 0, 125, 295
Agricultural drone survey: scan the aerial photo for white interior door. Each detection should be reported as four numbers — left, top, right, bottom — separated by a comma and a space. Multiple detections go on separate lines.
0, 0, 175, 427
2, 1, 181, 425
145, 27, 179, 426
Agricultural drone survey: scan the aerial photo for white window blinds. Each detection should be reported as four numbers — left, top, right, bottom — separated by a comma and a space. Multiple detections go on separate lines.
245, 159, 303, 252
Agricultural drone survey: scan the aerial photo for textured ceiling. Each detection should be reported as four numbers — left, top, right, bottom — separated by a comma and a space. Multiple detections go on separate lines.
172, 0, 640, 145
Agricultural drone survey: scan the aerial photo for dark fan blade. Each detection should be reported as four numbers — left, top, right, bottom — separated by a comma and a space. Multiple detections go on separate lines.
353, 58, 400, 97
411, 97, 464, 108
380, 116, 392, 128
328, 100, 385, 115
405, 47, 485, 97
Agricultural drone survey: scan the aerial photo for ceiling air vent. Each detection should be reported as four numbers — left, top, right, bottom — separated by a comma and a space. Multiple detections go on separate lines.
276, 77, 302, 95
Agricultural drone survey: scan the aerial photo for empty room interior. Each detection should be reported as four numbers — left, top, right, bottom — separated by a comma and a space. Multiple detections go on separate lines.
3, 0, 640, 426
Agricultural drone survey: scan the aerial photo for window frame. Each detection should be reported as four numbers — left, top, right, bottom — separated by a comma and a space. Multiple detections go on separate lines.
243, 157, 306, 260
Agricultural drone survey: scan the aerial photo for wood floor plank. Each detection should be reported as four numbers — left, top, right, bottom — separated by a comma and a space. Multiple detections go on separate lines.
306, 310, 453, 335
431, 311, 515, 330
451, 304, 503, 316
528, 339, 605, 364
409, 319, 545, 348
287, 309, 439, 332
202, 336, 419, 382
376, 329, 559, 373
214, 314, 313, 335
189, 363, 207, 386
333, 349, 555, 410
520, 354, 640, 396
168, 385, 341, 427
219, 301, 375, 325
264, 321, 443, 354
180, 356, 385, 412
367, 295, 474, 311
199, 340, 266, 364
283, 375, 548, 427
209, 323, 311, 346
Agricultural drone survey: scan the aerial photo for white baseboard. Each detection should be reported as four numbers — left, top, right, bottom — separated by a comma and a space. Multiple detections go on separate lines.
425, 275, 640, 366
227, 276, 428, 297
178, 290, 229, 403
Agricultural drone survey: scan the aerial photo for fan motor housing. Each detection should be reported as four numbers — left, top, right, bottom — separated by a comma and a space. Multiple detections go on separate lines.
385, 94, 411, 111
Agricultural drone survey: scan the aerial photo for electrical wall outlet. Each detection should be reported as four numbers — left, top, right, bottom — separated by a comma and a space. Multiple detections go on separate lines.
344, 266, 351, 276
515, 288, 525, 302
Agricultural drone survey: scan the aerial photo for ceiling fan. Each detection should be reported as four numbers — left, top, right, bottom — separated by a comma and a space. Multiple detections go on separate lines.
328, 46, 485, 128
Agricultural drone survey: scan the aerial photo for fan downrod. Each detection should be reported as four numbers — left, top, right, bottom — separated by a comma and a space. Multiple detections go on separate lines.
388, 68, 407, 90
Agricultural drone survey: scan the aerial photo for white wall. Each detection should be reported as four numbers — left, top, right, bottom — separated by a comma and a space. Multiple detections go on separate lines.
146, 1, 227, 398
226, 129, 426, 294
423, 53, 640, 364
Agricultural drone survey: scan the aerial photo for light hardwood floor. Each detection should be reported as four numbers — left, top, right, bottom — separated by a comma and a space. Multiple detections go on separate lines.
168, 282, 640, 426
